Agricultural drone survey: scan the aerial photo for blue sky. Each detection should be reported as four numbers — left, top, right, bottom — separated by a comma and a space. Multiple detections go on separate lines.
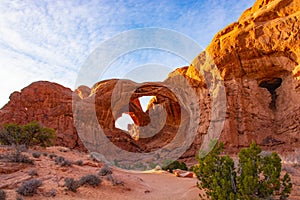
0, 0, 255, 108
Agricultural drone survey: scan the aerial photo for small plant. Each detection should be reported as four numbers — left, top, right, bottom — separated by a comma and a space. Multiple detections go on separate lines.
0, 189, 6, 200
54, 156, 64, 164
189, 165, 197, 172
162, 160, 187, 173
75, 160, 83, 166
4, 152, 34, 164
49, 153, 57, 159
64, 178, 80, 192
61, 160, 72, 166
16, 179, 42, 196
193, 142, 293, 200
28, 169, 38, 176
105, 174, 124, 186
99, 165, 113, 176
78, 174, 101, 187
54, 156, 72, 166
32, 152, 41, 158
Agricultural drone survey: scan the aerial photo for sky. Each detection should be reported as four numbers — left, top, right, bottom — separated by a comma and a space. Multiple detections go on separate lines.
0, 0, 255, 108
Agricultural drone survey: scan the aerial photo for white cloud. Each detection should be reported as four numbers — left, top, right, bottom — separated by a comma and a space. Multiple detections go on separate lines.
0, 0, 255, 108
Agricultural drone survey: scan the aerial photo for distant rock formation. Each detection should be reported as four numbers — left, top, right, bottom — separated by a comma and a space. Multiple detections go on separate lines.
0, 81, 85, 150
0, 0, 299, 158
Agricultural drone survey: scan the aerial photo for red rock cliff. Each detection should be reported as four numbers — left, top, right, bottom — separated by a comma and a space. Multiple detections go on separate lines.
0, 0, 299, 157
0, 81, 84, 150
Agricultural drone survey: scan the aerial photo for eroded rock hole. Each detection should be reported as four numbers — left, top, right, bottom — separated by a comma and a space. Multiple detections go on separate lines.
139, 96, 156, 112
259, 78, 282, 110
115, 96, 156, 140
115, 113, 134, 131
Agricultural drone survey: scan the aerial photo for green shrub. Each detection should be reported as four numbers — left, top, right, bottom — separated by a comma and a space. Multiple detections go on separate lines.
193, 142, 293, 200
16, 179, 42, 196
162, 160, 187, 173
0, 122, 55, 147
194, 143, 236, 199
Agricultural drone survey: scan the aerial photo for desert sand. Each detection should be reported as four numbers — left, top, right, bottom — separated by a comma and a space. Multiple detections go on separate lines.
0, 146, 203, 200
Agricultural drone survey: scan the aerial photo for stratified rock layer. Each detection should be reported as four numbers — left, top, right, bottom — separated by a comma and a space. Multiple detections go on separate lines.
203, 0, 300, 151
0, 0, 299, 158
0, 81, 84, 150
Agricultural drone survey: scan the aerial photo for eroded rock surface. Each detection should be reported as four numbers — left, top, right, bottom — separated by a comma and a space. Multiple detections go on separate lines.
0, 81, 84, 150
203, 0, 300, 151
0, 0, 299, 159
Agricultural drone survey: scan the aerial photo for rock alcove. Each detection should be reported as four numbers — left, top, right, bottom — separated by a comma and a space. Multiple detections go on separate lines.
259, 78, 282, 110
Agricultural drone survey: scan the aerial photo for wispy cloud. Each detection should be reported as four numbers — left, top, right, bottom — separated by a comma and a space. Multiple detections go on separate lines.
0, 0, 255, 107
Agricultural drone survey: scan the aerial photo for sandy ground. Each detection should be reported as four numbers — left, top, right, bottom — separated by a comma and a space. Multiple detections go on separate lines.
1, 146, 299, 200
0, 146, 203, 200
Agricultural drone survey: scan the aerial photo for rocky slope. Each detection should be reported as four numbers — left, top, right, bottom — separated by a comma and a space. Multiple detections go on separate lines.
0, 146, 202, 200
0, 0, 299, 158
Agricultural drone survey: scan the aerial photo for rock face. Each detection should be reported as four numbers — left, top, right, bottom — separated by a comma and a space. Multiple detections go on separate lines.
203, 0, 300, 151
0, 0, 299, 158
73, 78, 199, 155
0, 81, 84, 150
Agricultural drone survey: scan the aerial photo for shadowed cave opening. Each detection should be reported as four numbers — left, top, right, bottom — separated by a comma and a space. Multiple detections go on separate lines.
259, 78, 282, 110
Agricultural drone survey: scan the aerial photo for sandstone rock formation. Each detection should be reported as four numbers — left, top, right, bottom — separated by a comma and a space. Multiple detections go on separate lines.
203, 0, 300, 151
73, 77, 200, 163
0, 81, 84, 150
0, 0, 299, 160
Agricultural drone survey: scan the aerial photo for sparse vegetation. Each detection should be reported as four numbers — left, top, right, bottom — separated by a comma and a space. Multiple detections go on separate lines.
54, 156, 72, 166
0, 189, 6, 200
16, 179, 42, 196
49, 153, 57, 159
32, 152, 41, 158
78, 174, 101, 187
64, 178, 80, 192
99, 165, 113, 176
1, 151, 34, 164
44, 189, 57, 197
113, 178, 124, 186
64, 174, 101, 192
193, 142, 293, 200
106, 174, 124, 186
0, 122, 55, 166
0, 121, 55, 147
162, 160, 187, 173
75, 160, 83, 166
